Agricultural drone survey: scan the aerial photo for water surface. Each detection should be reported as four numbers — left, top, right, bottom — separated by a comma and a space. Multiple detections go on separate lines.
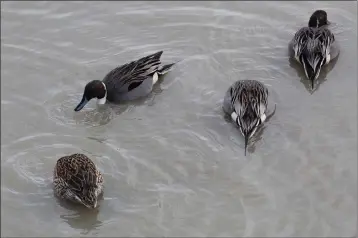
1, 1, 357, 237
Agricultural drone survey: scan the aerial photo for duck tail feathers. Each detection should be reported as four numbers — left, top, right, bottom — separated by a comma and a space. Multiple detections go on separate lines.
151, 51, 164, 60
157, 63, 175, 75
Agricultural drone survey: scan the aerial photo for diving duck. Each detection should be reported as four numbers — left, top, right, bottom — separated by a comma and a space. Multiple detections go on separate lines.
74, 51, 175, 111
223, 80, 276, 155
53, 153, 104, 208
290, 10, 339, 89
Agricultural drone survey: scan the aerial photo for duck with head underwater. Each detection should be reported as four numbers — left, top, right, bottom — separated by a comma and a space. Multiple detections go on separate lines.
290, 10, 339, 90
223, 80, 276, 156
53, 153, 104, 208
74, 51, 175, 111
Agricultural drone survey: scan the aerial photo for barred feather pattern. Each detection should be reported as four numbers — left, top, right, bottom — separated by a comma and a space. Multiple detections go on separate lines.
229, 80, 268, 137
103, 51, 164, 93
53, 153, 104, 208
292, 27, 335, 67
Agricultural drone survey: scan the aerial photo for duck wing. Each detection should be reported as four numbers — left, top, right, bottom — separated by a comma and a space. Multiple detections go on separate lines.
231, 80, 267, 118
230, 81, 248, 117
249, 84, 268, 120
103, 51, 163, 93
292, 27, 315, 60
317, 28, 336, 63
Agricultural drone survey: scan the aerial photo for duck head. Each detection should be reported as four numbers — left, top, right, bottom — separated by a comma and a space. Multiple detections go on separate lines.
308, 10, 329, 27
74, 80, 107, 112
231, 111, 261, 156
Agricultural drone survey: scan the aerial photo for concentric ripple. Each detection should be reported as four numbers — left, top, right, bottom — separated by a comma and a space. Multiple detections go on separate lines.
1, 133, 123, 205
1, 0, 356, 236
44, 91, 118, 128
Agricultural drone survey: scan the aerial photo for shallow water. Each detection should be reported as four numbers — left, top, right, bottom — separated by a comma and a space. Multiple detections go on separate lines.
1, 1, 357, 237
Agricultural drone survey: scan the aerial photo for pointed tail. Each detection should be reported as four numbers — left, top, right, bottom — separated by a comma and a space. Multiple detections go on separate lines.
157, 63, 175, 75
244, 135, 248, 156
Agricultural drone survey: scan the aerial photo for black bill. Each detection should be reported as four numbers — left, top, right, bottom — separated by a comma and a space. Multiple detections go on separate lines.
74, 96, 89, 112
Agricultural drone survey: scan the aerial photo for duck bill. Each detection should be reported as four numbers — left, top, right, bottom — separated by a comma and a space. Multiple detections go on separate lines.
74, 96, 89, 112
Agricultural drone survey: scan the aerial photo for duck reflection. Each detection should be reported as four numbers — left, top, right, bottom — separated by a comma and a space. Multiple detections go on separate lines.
56, 197, 103, 235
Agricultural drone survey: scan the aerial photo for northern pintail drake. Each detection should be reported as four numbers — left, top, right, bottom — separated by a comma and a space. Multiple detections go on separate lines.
53, 153, 104, 208
290, 10, 339, 89
74, 51, 175, 111
223, 80, 276, 155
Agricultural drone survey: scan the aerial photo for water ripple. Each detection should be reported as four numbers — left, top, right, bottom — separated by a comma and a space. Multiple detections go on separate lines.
44, 91, 117, 128
1, 133, 122, 206
1, 1, 356, 236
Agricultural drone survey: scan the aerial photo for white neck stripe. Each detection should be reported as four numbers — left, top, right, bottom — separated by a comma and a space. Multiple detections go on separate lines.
97, 82, 107, 105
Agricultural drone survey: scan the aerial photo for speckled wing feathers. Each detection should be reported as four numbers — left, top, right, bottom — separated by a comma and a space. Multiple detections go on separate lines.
53, 154, 103, 202
292, 27, 313, 58
292, 27, 335, 64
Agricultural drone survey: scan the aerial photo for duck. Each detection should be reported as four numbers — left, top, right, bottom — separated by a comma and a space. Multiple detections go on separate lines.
53, 153, 104, 208
223, 80, 276, 155
290, 10, 339, 89
74, 51, 175, 111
